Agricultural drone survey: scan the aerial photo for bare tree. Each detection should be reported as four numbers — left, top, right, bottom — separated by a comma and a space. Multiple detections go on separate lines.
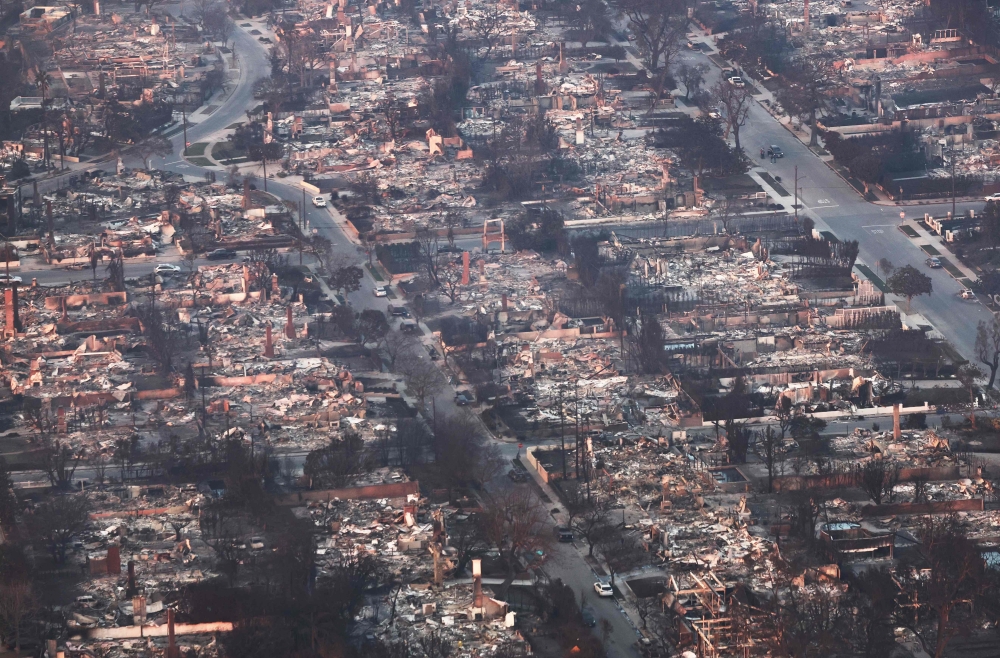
27, 494, 91, 563
131, 135, 173, 169
0, 570, 36, 655
618, 0, 688, 102
956, 363, 982, 403
572, 499, 613, 556
398, 353, 443, 410
755, 426, 785, 493
440, 267, 463, 304
595, 529, 647, 586
675, 63, 708, 100
382, 330, 416, 371
859, 458, 901, 505
470, 2, 506, 60
712, 80, 754, 158
39, 438, 83, 490
896, 518, 995, 658
775, 57, 831, 146
975, 318, 1000, 388
478, 483, 552, 596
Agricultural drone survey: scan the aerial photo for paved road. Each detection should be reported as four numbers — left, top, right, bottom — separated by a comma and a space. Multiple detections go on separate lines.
671, 41, 992, 361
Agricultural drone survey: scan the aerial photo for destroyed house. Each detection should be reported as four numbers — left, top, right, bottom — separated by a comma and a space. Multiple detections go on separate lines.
820, 522, 896, 562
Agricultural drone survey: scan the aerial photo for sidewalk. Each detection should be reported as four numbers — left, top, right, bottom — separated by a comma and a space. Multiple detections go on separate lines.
899, 219, 979, 283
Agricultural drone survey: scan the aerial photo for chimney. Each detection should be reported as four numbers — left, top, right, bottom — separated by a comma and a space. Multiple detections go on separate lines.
57, 407, 67, 434
132, 595, 146, 625
462, 251, 470, 285
242, 179, 250, 209
472, 558, 484, 608
271, 273, 280, 295
285, 306, 296, 339
502, 293, 508, 311
4, 286, 20, 337
893, 403, 901, 440
167, 608, 180, 658
107, 544, 121, 574
265, 323, 275, 358
804, 0, 809, 32
46, 200, 54, 243
430, 544, 443, 585
47, 640, 57, 657
126, 560, 137, 596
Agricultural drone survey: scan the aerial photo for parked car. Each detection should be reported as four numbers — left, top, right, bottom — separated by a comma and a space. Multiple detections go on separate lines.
388, 304, 409, 317
0, 274, 23, 285
154, 263, 182, 275
594, 582, 614, 597
926, 257, 942, 268
206, 248, 237, 260
250, 536, 265, 550
728, 76, 745, 87
555, 527, 574, 543
768, 145, 783, 158
985, 193, 1000, 202
581, 607, 597, 627
508, 469, 529, 483
961, 288, 976, 299
455, 392, 473, 406
312, 196, 327, 208
373, 286, 388, 297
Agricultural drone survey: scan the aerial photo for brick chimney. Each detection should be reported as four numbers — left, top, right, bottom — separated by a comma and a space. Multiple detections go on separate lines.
4, 287, 20, 337
462, 251, 470, 285
472, 558, 484, 608
167, 608, 180, 658
893, 403, 901, 440
265, 323, 275, 358
285, 306, 296, 339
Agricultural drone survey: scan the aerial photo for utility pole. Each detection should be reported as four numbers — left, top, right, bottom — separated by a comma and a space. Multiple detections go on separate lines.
559, 388, 566, 479
301, 188, 306, 230
794, 165, 799, 223
951, 147, 957, 217
182, 102, 188, 156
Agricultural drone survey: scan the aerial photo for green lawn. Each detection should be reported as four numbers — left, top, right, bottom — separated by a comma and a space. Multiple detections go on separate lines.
186, 142, 208, 156
899, 225, 919, 238
212, 140, 247, 163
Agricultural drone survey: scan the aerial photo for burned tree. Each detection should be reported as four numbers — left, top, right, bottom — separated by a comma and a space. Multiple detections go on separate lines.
858, 458, 900, 505
975, 317, 1000, 388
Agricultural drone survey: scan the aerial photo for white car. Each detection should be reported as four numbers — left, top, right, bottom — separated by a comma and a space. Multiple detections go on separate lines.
312, 196, 327, 208
594, 582, 614, 597
986, 194, 1000, 202
373, 286, 388, 297
728, 76, 745, 87
961, 288, 976, 299
154, 264, 182, 275
0, 274, 23, 285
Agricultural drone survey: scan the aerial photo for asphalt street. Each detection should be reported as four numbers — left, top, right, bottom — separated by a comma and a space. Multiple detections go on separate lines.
23, 14, 646, 655
672, 41, 992, 361
20, 16, 992, 656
